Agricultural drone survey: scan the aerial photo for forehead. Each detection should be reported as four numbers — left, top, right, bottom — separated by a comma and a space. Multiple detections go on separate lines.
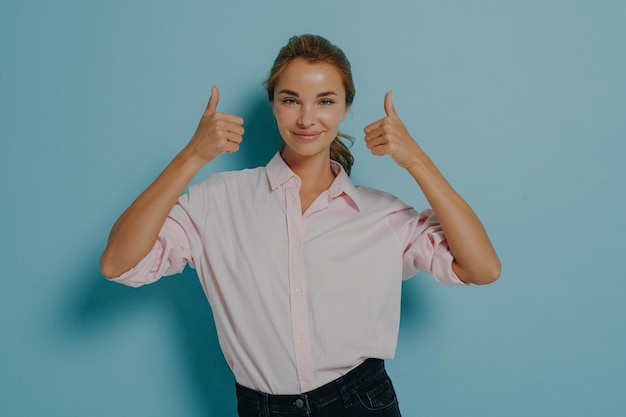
275, 59, 345, 93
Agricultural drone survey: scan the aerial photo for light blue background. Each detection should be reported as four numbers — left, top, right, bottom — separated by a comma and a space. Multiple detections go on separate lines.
1, 1, 625, 416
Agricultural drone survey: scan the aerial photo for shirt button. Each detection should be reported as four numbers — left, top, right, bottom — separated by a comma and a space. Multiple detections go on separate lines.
294, 288, 302, 296
293, 241, 300, 249
298, 336, 306, 344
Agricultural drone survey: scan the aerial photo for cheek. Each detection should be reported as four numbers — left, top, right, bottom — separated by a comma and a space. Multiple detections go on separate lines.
273, 108, 292, 129
319, 109, 345, 127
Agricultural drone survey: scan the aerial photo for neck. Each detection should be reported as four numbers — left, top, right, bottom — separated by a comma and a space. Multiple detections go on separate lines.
281, 149, 335, 191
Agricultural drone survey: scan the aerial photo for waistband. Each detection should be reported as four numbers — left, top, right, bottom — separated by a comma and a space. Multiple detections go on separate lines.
236, 358, 385, 413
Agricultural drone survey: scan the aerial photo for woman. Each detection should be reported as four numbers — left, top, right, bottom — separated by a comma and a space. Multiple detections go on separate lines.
101, 34, 500, 417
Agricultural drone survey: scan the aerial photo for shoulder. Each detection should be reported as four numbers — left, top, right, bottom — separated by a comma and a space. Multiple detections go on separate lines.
354, 184, 413, 214
193, 166, 268, 194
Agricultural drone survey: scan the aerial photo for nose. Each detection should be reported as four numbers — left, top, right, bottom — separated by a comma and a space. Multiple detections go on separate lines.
297, 104, 315, 127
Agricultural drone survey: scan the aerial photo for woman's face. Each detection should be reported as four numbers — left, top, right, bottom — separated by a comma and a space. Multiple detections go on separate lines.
272, 59, 349, 162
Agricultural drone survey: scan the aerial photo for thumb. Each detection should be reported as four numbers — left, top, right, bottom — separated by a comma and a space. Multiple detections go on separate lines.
384, 91, 398, 119
204, 85, 220, 115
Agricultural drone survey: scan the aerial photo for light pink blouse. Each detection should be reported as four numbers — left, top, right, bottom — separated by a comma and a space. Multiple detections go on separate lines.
113, 152, 465, 394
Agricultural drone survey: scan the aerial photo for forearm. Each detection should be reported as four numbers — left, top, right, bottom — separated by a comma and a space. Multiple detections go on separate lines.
99, 86, 244, 279
406, 151, 500, 285
100, 149, 205, 279
363, 92, 499, 284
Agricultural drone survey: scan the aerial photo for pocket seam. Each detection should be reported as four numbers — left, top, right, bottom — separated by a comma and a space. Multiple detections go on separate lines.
354, 380, 398, 412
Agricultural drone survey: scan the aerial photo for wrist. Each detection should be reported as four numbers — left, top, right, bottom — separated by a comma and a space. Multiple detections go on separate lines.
177, 146, 211, 171
174, 147, 209, 178
403, 148, 430, 173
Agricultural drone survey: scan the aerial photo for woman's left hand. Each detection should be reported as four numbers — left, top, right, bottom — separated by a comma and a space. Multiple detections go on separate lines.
364, 91, 501, 285
363, 92, 423, 169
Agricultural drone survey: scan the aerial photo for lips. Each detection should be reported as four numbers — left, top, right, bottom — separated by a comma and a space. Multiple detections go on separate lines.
293, 131, 322, 142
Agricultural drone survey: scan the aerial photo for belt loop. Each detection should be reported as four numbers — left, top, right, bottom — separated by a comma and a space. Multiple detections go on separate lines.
336, 376, 352, 408
262, 392, 270, 417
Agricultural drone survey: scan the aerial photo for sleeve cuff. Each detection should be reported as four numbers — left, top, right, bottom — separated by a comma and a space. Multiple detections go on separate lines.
108, 241, 163, 288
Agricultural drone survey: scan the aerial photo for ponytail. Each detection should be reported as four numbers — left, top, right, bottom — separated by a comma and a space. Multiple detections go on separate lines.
330, 133, 354, 175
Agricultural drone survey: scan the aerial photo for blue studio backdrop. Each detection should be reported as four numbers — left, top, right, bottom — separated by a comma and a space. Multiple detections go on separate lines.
1, 1, 625, 416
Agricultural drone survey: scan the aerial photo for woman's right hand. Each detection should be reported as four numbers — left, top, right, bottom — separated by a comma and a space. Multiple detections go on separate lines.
184, 85, 245, 165
100, 85, 243, 279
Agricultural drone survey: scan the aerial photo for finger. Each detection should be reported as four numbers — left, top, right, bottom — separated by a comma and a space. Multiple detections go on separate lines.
204, 85, 220, 115
363, 118, 384, 134
364, 133, 388, 150
384, 91, 398, 119
225, 132, 244, 144
227, 123, 245, 136
363, 129, 381, 144
217, 113, 244, 126
213, 113, 243, 134
369, 144, 388, 157
364, 123, 394, 143
223, 141, 240, 154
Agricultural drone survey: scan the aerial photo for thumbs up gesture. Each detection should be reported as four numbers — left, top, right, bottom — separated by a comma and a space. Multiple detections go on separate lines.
363, 91, 422, 169
185, 85, 245, 165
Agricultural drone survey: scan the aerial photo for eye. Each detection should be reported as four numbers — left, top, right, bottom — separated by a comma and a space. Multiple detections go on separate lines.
320, 99, 335, 106
281, 98, 298, 105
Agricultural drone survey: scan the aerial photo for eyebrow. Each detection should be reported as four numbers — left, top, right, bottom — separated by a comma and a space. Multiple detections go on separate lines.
277, 89, 339, 98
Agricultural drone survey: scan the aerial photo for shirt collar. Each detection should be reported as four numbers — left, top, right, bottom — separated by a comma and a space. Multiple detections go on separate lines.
266, 152, 361, 212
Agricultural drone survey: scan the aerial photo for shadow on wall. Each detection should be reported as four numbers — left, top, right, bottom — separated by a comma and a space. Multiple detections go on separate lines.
236, 90, 281, 170
71, 265, 235, 416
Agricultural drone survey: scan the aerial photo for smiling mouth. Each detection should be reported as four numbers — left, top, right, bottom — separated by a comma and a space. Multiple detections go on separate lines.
293, 131, 322, 142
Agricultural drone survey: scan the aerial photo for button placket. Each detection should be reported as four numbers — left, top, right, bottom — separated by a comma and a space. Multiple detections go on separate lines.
284, 186, 315, 392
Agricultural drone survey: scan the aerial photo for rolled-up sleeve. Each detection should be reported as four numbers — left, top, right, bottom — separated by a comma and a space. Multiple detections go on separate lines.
110, 182, 206, 287
387, 207, 467, 286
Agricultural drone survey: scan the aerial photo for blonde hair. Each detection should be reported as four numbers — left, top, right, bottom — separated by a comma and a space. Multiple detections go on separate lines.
265, 34, 355, 175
